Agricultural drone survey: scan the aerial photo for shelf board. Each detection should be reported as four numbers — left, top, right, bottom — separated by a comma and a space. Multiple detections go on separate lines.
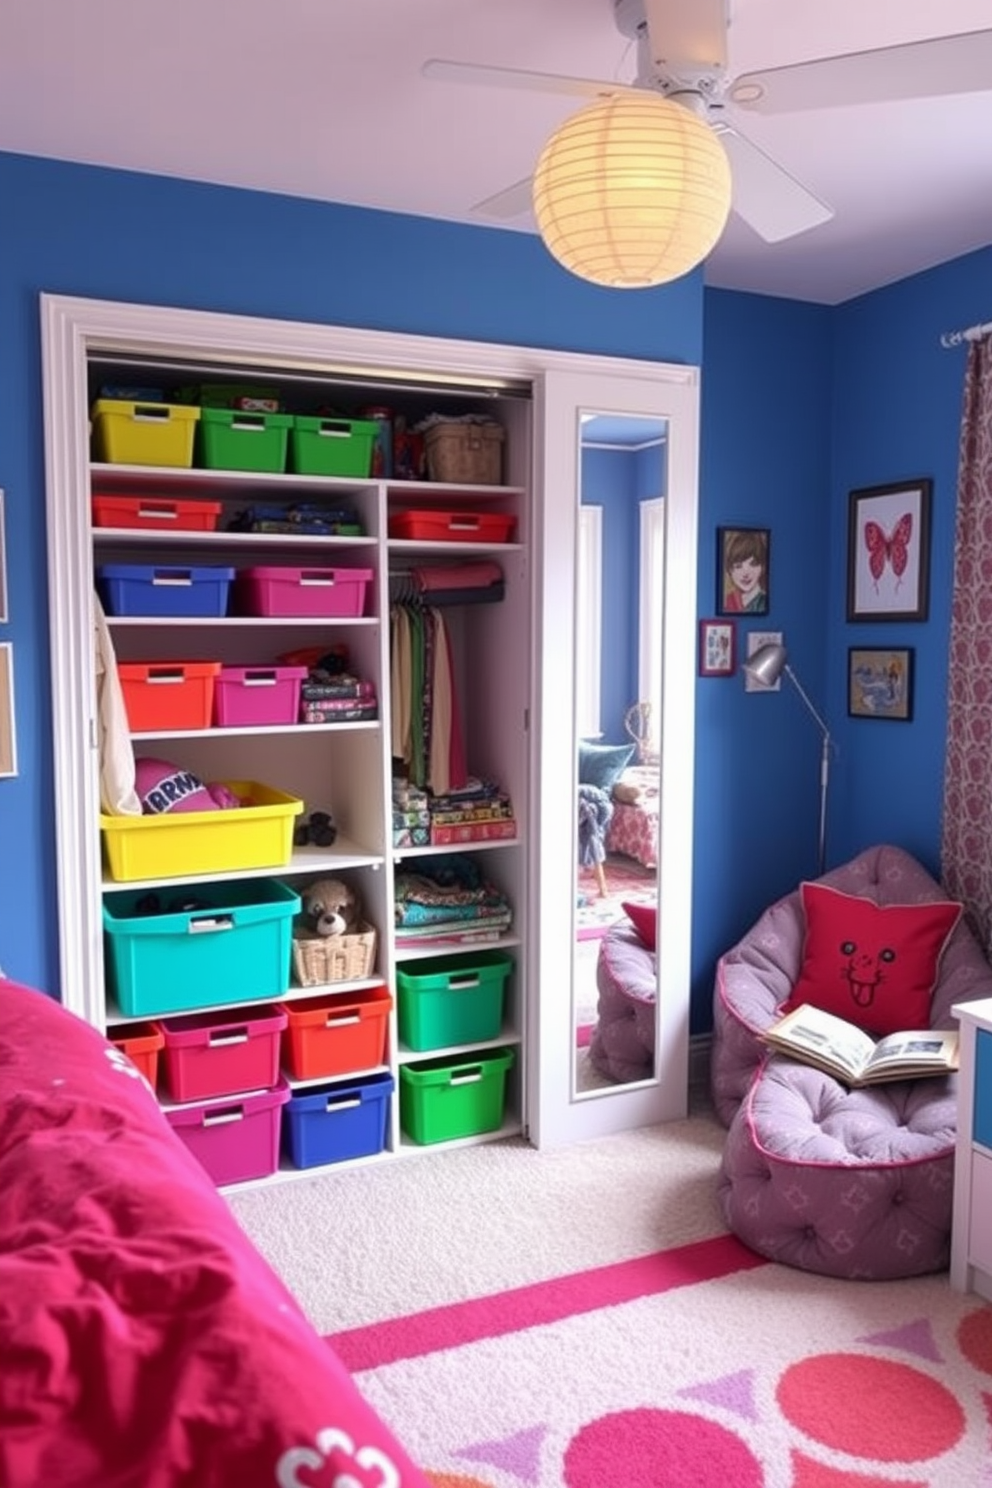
130, 719, 380, 741
105, 615, 380, 628
396, 1029, 522, 1065
387, 538, 522, 558
393, 933, 522, 961
91, 462, 377, 497
101, 837, 385, 894
93, 526, 378, 551
392, 839, 521, 861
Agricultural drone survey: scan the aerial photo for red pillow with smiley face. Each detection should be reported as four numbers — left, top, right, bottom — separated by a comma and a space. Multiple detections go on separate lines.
781, 882, 962, 1037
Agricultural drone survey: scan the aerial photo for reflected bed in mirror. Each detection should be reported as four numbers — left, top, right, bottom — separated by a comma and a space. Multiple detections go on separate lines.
572, 412, 666, 1098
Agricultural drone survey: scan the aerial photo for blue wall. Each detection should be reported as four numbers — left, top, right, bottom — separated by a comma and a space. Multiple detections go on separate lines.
0, 150, 702, 994
2, 148, 988, 1039
580, 445, 639, 743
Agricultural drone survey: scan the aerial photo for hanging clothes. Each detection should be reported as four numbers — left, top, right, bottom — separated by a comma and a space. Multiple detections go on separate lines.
93, 591, 140, 816
389, 602, 467, 796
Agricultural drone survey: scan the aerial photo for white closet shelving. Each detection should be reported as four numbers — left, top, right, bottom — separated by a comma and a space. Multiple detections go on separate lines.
83, 354, 532, 1187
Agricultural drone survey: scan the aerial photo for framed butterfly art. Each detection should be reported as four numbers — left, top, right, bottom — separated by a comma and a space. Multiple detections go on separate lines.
846, 479, 933, 621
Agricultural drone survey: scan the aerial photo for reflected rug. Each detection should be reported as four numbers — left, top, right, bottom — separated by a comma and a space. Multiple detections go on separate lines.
329, 1240, 992, 1487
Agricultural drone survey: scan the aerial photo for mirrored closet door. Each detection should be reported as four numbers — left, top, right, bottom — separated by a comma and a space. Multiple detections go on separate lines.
531, 368, 699, 1148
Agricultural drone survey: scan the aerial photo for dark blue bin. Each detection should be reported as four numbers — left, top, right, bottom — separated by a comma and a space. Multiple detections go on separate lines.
97, 564, 235, 618
283, 1072, 394, 1169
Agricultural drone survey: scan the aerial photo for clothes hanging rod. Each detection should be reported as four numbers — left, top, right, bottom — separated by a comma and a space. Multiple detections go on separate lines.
940, 320, 992, 348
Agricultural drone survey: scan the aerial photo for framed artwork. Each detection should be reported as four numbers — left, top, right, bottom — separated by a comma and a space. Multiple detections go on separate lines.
699, 619, 736, 676
716, 526, 770, 616
0, 643, 15, 776
0, 489, 6, 623
848, 646, 914, 721
846, 479, 932, 621
744, 629, 783, 692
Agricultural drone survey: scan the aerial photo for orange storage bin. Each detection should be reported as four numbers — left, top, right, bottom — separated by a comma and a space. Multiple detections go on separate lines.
118, 661, 221, 733
387, 510, 515, 543
92, 495, 222, 532
278, 984, 392, 1080
109, 1021, 164, 1087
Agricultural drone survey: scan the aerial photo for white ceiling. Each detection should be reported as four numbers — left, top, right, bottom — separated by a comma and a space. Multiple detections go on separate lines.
4, 0, 992, 305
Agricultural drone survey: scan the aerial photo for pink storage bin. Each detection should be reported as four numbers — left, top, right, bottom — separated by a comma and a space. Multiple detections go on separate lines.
236, 566, 373, 618
213, 665, 308, 728
165, 1077, 290, 1187
159, 1004, 287, 1103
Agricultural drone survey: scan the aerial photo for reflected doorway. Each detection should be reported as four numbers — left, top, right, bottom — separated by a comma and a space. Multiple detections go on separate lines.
572, 413, 667, 1097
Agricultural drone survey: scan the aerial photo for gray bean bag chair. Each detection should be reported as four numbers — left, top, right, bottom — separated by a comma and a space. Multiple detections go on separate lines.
712, 843, 992, 1279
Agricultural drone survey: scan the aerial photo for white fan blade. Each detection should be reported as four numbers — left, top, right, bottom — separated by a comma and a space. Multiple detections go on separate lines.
422, 58, 627, 101
471, 177, 535, 222
731, 28, 992, 115
719, 128, 833, 242
641, 0, 728, 73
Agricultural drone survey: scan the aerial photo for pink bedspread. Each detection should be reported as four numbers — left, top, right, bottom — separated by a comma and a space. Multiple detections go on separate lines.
0, 978, 430, 1488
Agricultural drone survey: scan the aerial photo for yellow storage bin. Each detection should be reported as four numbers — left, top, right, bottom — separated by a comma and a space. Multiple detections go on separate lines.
91, 400, 201, 468
100, 782, 304, 882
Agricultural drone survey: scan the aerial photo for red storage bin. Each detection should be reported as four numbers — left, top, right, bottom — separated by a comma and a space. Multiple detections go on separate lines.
279, 984, 392, 1081
165, 1078, 290, 1187
213, 665, 308, 728
236, 566, 373, 618
388, 510, 516, 543
92, 495, 222, 532
109, 1021, 164, 1087
118, 661, 221, 733
159, 1004, 288, 1103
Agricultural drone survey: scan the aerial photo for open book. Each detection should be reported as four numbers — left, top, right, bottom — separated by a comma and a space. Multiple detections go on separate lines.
762, 1004, 959, 1086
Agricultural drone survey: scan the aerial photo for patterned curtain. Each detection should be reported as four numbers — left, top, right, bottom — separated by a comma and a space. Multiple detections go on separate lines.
942, 333, 992, 948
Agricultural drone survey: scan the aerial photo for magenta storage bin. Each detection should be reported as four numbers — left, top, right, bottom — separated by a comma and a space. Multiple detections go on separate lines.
213, 665, 308, 728
236, 566, 373, 618
159, 1003, 288, 1103
165, 1076, 290, 1187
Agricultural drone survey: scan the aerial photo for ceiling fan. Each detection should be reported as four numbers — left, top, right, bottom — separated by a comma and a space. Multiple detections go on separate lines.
424, 0, 992, 245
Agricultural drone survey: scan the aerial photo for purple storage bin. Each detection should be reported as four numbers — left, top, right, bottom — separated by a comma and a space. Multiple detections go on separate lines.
159, 1003, 288, 1103
165, 1076, 290, 1187
97, 564, 235, 618
213, 665, 309, 728
236, 566, 373, 618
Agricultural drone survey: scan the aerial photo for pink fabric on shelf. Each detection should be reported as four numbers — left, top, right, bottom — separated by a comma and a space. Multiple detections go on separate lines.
413, 561, 503, 592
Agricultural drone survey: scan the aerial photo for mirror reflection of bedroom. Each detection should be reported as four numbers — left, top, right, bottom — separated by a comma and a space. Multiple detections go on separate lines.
573, 412, 666, 1096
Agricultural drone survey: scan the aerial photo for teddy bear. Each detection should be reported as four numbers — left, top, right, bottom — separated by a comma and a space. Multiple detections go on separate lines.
299, 878, 360, 938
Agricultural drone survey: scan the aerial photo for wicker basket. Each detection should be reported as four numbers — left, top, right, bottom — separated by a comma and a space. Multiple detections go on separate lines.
424, 420, 504, 485
291, 922, 377, 987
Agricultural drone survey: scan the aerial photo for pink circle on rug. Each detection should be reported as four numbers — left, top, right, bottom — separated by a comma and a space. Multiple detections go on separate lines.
957, 1307, 992, 1376
776, 1353, 965, 1461
563, 1408, 762, 1487
790, 1449, 927, 1486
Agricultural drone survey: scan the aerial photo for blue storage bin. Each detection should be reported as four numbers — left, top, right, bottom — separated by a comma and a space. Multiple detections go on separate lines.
282, 1072, 394, 1169
103, 878, 300, 1017
97, 563, 235, 618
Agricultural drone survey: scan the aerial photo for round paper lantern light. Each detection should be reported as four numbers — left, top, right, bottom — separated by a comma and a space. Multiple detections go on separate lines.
532, 91, 732, 289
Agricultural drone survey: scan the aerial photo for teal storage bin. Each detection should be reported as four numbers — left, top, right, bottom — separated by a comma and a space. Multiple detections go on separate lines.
396, 950, 512, 1052
103, 879, 299, 1017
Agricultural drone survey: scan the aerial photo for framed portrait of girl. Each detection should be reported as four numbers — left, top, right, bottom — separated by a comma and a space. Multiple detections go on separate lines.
717, 526, 770, 616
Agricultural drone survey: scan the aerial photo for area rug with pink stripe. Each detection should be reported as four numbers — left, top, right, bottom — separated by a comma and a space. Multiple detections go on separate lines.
328, 1239, 992, 1487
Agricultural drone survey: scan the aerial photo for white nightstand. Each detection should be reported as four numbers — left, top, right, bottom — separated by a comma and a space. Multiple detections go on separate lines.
950, 996, 992, 1298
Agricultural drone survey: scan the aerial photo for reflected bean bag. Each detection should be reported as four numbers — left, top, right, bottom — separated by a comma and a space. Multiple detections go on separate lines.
590, 922, 655, 1083
711, 843, 992, 1279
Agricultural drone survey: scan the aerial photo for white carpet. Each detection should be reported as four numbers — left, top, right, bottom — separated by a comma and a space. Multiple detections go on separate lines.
226, 1103, 727, 1334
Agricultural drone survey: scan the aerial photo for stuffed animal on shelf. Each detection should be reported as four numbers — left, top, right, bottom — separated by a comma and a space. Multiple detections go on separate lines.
293, 808, 338, 848
299, 878, 360, 938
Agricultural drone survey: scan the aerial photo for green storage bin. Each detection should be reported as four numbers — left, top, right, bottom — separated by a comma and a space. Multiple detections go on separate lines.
400, 1047, 515, 1144
197, 407, 293, 473
396, 950, 512, 1052
103, 878, 300, 1017
290, 416, 379, 477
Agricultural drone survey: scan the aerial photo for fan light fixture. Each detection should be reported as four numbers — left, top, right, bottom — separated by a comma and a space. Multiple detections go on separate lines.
532, 91, 732, 289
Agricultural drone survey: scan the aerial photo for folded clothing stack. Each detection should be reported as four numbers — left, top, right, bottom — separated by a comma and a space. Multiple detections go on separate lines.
393, 854, 512, 946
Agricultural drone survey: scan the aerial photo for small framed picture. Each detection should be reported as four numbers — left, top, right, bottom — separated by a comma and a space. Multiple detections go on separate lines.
0, 643, 15, 776
848, 646, 914, 721
847, 479, 932, 621
699, 619, 736, 677
716, 527, 770, 616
